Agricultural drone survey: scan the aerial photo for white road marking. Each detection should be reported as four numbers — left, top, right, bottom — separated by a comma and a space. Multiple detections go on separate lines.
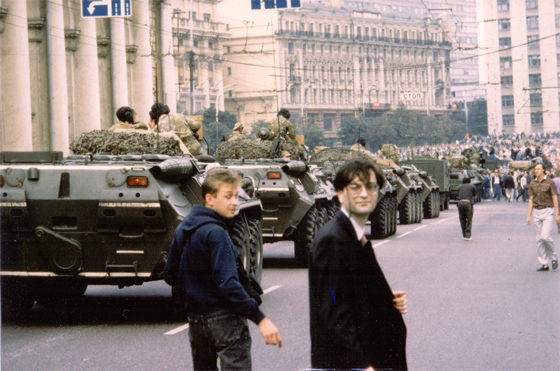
164, 285, 282, 335
437, 217, 455, 223
413, 225, 427, 231
372, 240, 391, 248
396, 231, 412, 239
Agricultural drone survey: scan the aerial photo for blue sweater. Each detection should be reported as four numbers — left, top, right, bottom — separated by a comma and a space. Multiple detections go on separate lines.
164, 204, 265, 324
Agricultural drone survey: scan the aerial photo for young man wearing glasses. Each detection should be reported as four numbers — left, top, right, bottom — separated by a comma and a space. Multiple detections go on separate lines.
308, 159, 408, 371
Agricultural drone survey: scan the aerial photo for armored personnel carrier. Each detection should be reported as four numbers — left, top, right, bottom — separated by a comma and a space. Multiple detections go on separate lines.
401, 157, 449, 213
401, 164, 440, 219
0, 151, 263, 314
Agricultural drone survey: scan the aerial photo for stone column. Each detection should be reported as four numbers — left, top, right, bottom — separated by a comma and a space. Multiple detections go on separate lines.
0, 0, 33, 151
110, 18, 128, 115
160, 1, 176, 111
129, 0, 153, 124
46, 0, 69, 152
69, 12, 101, 137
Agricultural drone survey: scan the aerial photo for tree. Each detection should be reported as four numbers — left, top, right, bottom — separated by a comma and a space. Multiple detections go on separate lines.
198, 107, 238, 154
338, 115, 366, 146
467, 98, 488, 136
303, 121, 325, 151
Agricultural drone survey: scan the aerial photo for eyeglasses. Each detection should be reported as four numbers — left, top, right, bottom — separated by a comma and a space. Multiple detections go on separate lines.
347, 182, 379, 196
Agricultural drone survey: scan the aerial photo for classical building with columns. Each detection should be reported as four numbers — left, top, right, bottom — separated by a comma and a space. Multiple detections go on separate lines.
218, 0, 452, 145
0, 0, 228, 153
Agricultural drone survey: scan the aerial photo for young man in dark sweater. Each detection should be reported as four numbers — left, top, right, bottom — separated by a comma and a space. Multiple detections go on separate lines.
457, 177, 477, 241
164, 168, 281, 370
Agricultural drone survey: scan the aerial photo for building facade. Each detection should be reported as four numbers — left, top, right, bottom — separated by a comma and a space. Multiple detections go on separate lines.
219, 1, 452, 145
477, 0, 560, 134
0, 0, 228, 153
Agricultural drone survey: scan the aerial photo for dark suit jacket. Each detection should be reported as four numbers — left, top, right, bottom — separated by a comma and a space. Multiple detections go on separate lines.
309, 211, 407, 371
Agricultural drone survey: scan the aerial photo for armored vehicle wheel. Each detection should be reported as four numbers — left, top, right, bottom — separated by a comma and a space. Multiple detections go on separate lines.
326, 201, 339, 221
294, 205, 317, 266
424, 192, 436, 219
434, 191, 441, 217
416, 192, 423, 223
389, 195, 397, 236
399, 193, 414, 225
317, 205, 329, 232
370, 196, 389, 239
230, 218, 250, 271
247, 218, 264, 283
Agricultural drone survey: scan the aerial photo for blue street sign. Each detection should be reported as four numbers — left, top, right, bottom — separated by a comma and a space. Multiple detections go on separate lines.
251, 0, 300, 10
82, 0, 131, 18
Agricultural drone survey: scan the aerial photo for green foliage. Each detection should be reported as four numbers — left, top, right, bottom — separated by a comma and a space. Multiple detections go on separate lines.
303, 121, 325, 150
338, 115, 366, 146
467, 98, 488, 136
197, 107, 238, 155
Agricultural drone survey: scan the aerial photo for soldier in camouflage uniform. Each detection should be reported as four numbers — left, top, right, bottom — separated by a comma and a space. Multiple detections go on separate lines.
228, 123, 245, 141
109, 106, 150, 132
149, 103, 203, 156
265, 109, 303, 158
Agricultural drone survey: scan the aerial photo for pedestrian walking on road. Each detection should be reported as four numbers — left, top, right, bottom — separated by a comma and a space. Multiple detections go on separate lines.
163, 168, 282, 370
492, 170, 503, 201
309, 159, 408, 371
504, 171, 515, 202
457, 177, 476, 241
527, 162, 559, 272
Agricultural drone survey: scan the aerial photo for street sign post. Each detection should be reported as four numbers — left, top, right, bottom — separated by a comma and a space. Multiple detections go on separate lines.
82, 0, 131, 18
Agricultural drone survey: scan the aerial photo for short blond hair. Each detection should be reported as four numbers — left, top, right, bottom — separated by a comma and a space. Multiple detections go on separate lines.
201, 168, 241, 202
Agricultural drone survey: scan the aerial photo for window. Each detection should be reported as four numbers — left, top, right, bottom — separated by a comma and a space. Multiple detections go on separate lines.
527, 16, 538, 29
288, 43, 294, 54
556, 14, 560, 27
226, 46, 231, 53
528, 55, 540, 67
529, 73, 541, 87
530, 93, 542, 106
204, 13, 211, 22
321, 45, 324, 56
502, 95, 514, 107
527, 35, 539, 48
498, 0, 509, 11
526, 0, 537, 10
503, 115, 515, 126
531, 112, 543, 125
303, 44, 306, 55
500, 56, 512, 69
498, 19, 510, 30
501, 76, 513, 87
208, 41, 213, 49
499, 38, 511, 49
208, 61, 213, 71
311, 44, 315, 55
227, 67, 231, 76
323, 114, 335, 131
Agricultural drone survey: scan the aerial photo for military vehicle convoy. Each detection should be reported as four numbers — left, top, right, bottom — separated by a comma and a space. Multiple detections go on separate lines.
401, 157, 450, 212
0, 151, 263, 314
401, 164, 440, 219
220, 158, 337, 264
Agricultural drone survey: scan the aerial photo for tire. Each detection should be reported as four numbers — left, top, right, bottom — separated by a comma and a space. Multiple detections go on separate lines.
247, 218, 264, 283
294, 205, 317, 266
424, 192, 436, 219
391, 195, 398, 235
399, 192, 414, 225
369, 196, 389, 239
326, 201, 339, 222
229, 217, 250, 271
416, 192, 423, 223
315, 205, 328, 234
434, 191, 441, 217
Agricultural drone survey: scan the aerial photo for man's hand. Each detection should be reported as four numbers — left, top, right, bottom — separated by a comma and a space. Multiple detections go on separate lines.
393, 291, 407, 314
527, 216, 532, 226
258, 318, 282, 348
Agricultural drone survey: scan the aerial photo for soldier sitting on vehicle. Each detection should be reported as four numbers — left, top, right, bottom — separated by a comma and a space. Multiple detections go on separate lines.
228, 123, 246, 141
109, 106, 150, 132
149, 103, 203, 156
350, 138, 368, 152
265, 109, 303, 158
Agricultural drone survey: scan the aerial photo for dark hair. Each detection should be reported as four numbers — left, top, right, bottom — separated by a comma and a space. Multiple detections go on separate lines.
116, 106, 135, 124
533, 162, 545, 170
356, 138, 366, 146
333, 160, 385, 192
463, 177, 471, 184
277, 108, 290, 120
201, 168, 241, 203
149, 103, 171, 124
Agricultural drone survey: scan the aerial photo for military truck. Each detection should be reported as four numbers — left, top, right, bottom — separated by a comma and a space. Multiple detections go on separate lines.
0, 151, 263, 314
401, 157, 450, 212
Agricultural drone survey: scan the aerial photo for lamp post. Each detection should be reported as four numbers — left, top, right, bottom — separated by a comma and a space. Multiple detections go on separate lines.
215, 83, 237, 148
300, 82, 313, 133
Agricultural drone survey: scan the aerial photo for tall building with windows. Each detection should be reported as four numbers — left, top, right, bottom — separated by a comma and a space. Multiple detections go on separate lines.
343, 0, 485, 116
218, 0, 452, 145
477, 0, 560, 134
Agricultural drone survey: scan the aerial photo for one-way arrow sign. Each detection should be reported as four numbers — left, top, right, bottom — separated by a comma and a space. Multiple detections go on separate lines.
82, 0, 131, 18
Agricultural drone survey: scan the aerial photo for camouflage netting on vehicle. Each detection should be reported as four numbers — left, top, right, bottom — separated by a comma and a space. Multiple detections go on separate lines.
70, 130, 185, 156
309, 148, 374, 163
214, 138, 299, 159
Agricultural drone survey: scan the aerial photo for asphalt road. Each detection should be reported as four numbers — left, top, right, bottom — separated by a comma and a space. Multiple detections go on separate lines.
2, 200, 559, 370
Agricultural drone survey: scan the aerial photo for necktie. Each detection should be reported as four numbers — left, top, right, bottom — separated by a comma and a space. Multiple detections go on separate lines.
360, 235, 368, 247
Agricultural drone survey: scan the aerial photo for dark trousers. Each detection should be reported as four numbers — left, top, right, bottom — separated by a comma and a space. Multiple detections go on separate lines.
458, 201, 473, 238
187, 310, 252, 371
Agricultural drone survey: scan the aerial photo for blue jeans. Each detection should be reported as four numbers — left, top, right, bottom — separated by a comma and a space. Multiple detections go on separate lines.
493, 184, 502, 201
188, 310, 252, 371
